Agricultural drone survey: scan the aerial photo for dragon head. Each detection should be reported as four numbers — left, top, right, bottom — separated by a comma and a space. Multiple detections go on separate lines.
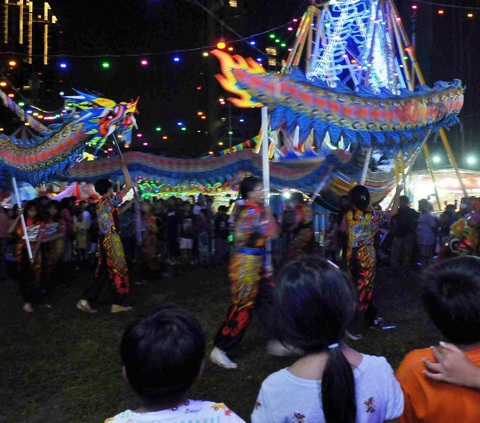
63, 90, 139, 152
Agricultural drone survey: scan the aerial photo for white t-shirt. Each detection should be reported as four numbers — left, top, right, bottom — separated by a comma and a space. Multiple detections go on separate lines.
251, 354, 404, 423
105, 400, 245, 423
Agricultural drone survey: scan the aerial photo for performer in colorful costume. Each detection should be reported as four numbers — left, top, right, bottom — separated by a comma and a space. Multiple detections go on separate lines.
341, 185, 400, 327
77, 159, 134, 314
447, 199, 480, 257
9, 201, 45, 312
210, 176, 279, 369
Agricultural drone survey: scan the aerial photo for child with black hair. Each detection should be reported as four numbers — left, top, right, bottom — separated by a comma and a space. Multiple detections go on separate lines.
252, 257, 403, 423
396, 256, 480, 422
105, 304, 245, 423
77, 159, 134, 314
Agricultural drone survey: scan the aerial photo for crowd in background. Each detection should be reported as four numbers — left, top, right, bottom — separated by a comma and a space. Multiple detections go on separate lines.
3, 191, 480, 305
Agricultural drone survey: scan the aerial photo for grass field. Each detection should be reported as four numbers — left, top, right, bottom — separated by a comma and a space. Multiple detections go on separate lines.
0, 261, 441, 423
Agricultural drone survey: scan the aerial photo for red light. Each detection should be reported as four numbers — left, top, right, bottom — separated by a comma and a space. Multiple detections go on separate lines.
37, 72, 42, 76
108, 148, 113, 152
412, 5, 417, 9
137, 133, 143, 138
8, 60, 17, 67
140, 59, 148, 66
143, 142, 148, 146
288, 27, 293, 31
293, 19, 298, 22
438, 10, 444, 15
197, 86, 202, 90
217, 41, 226, 50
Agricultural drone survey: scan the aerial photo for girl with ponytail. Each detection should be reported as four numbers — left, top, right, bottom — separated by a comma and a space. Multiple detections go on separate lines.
251, 257, 403, 423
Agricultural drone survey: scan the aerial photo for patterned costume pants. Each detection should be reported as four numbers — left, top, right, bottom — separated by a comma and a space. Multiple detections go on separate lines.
214, 252, 274, 352
82, 233, 129, 305
347, 245, 376, 312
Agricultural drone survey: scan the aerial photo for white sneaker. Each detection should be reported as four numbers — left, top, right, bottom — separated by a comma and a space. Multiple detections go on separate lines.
210, 347, 238, 369
266, 340, 304, 357
23, 302, 34, 313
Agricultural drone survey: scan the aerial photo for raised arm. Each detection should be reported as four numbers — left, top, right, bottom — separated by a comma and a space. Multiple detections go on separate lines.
120, 159, 133, 197
389, 185, 403, 217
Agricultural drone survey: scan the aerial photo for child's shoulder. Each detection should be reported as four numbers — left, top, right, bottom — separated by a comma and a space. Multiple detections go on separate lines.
105, 400, 245, 422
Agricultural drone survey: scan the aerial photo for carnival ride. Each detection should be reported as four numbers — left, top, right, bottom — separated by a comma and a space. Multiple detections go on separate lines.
0, 0, 466, 211
211, 0, 465, 209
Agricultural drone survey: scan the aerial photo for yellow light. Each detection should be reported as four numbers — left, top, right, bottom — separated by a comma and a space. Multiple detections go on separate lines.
209, 151, 214, 155
7, 93, 14, 98
0, 82, 6, 87
227, 47, 234, 51
217, 41, 226, 50
202, 52, 209, 57
0, 128, 3, 131
25, 122, 30, 126
438, 10, 444, 15
162, 136, 168, 140
8, 60, 17, 67
468, 13, 474, 18
197, 111, 204, 115
33, 112, 38, 116
201, 116, 206, 120
218, 142, 224, 146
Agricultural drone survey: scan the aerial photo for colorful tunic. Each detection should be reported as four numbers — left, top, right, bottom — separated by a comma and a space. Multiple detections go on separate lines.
214, 202, 274, 351
450, 217, 480, 256
95, 192, 129, 295
342, 208, 389, 312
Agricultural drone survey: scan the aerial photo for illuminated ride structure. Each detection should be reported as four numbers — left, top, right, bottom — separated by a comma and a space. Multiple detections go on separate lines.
212, 0, 466, 210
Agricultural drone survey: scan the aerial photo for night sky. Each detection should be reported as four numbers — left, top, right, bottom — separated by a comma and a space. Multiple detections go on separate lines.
6, 0, 480, 163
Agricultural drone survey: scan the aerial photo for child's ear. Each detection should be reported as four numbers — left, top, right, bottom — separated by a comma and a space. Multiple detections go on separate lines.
122, 366, 128, 383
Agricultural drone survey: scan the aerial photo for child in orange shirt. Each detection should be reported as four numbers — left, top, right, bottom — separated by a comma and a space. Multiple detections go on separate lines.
395, 256, 480, 423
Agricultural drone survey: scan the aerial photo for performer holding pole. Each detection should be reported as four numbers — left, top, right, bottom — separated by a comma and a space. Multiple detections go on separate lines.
76, 158, 134, 314
210, 176, 280, 369
341, 184, 402, 329
8, 190, 45, 313
211, 108, 288, 369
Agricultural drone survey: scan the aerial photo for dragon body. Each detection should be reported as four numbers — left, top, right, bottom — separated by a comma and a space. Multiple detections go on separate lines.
211, 50, 463, 150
